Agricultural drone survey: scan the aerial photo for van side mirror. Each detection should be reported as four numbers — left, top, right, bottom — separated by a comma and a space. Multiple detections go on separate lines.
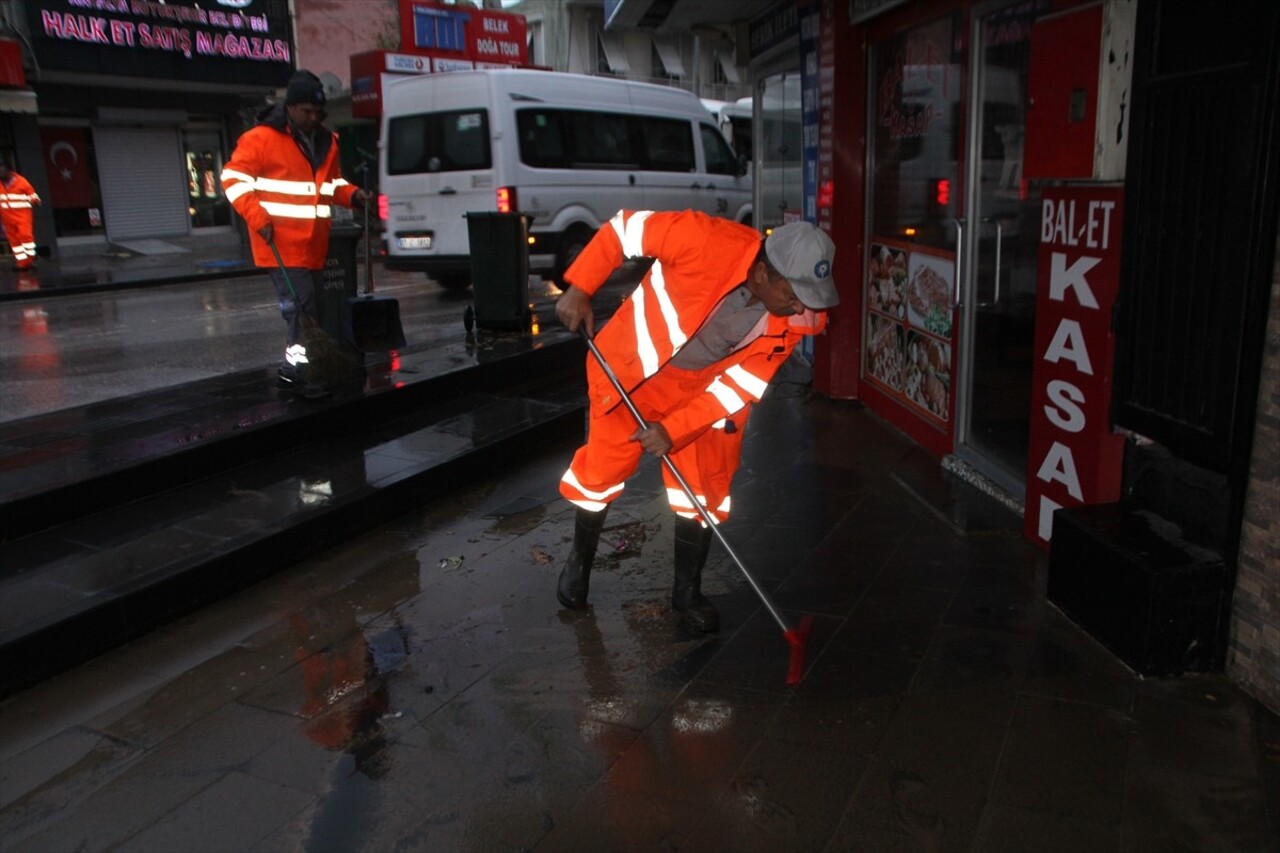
736, 153, 749, 177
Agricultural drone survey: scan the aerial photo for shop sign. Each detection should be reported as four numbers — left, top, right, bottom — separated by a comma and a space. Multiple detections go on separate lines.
748, 2, 799, 60
353, 4, 526, 119
397, 1, 526, 65
25, 0, 293, 87
1025, 184, 1125, 546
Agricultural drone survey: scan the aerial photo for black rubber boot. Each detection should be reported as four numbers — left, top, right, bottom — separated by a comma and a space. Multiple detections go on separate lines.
557, 507, 609, 609
672, 515, 720, 633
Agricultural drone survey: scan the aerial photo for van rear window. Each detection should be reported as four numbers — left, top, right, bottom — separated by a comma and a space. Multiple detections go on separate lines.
387, 109, 492, 174
516, 108, 694, 172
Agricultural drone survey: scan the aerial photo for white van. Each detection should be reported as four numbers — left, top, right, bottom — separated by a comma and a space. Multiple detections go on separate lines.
379, 69, 752, 288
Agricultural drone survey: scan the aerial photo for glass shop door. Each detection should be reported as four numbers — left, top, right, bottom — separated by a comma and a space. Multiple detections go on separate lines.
953, 2, 1046, 496
863, 0, 1048, 496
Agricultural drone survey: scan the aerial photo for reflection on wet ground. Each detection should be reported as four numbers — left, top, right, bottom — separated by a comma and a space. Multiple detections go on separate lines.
2, 388, 1278, 852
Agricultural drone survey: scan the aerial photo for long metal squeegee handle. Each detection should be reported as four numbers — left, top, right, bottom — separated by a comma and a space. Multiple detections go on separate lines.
363, 196, 374, 296
577, 328, 797, 638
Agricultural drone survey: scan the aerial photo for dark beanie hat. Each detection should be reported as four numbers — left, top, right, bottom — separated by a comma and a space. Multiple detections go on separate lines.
285, 70, 325, 106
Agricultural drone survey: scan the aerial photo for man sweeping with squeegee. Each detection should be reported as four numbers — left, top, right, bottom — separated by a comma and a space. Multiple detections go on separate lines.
555, 209, 836, 685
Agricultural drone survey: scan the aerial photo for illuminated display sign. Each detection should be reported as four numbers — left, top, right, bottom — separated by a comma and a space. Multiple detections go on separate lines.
24, 0, 294, 87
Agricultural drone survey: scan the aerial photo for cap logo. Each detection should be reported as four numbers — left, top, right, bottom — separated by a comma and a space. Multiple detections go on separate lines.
814, 259, 831, 279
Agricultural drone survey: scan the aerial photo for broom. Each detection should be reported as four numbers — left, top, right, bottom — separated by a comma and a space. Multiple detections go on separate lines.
267, 240, 358, 387
579, 328, 814, 686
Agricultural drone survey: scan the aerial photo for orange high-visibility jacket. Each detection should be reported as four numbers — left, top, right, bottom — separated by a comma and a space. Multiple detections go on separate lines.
221, 105, 358, 269
565, 209, 827, 452
0, 172, 39, 267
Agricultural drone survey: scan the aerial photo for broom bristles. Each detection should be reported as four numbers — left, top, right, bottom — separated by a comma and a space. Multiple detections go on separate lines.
298, 314, 360, 386
784, 615, 814, 687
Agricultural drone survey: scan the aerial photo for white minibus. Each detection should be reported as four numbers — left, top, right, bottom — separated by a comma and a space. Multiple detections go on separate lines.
379, 69, 751, 288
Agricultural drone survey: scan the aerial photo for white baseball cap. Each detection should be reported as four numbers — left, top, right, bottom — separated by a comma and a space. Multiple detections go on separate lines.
765, 221, 838, 309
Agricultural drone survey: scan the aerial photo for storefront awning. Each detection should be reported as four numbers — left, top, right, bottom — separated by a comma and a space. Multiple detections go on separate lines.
652, 37, 685, 78
0, 89, 37, 114
717, 49, 741, 84
599, 32, 631, 74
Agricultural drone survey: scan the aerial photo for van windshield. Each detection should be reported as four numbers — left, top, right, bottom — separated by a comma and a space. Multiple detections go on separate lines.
387, 109, 492, 175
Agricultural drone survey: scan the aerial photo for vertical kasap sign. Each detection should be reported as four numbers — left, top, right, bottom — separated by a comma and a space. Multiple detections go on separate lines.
1025, 185, 1126, 547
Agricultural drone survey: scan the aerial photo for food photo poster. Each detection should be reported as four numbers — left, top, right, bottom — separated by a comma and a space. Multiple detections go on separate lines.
864, 238, 955, 426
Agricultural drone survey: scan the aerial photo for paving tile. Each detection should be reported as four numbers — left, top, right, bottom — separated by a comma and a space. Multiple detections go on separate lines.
1021, 608, 1137, 709
1130, 677, 1262, 781
910, 624, 1036, 694
833, 692, 1009, 853
972, 803, 1121, 853
989, 694, 1131, 825
2, 765, 218, 853
116, 770, 314, 852
836, 580, 954, 661
1121, 763, 1278, 852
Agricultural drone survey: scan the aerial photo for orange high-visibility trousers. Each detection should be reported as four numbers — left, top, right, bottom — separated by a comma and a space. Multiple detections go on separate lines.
561, 359, 750, 523
0, 207, 35, 269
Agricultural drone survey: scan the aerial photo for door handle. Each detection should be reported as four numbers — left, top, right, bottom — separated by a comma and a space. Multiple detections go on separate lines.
950, 218, 964, 309
976, 217, 1003, 307
690, 182, 702, 189
439, 187, 456, 195
991, 218, 1002, 305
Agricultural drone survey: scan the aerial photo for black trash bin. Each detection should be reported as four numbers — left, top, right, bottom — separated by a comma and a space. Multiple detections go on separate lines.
317, 220, 362, 342
314, 220, 365, 375
464, 211, 531, 331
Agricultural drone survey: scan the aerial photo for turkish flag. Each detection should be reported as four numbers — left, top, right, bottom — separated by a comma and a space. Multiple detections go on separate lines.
40, 127, 92, 209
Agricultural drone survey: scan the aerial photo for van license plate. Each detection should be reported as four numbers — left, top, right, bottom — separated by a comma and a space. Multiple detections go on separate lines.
397, 234, 433, 250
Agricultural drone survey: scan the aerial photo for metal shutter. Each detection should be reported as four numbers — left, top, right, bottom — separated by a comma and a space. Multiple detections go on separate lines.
94, 126, 190, 241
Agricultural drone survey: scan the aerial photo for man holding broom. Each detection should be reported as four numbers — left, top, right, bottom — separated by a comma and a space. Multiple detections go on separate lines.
554, 210, 837, 633
222, 69, 372, 399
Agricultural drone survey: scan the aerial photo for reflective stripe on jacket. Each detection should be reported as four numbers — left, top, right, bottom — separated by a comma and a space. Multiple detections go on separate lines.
221, 110, 356, 269
564, 209, 827, 452
0, 174, 39, 210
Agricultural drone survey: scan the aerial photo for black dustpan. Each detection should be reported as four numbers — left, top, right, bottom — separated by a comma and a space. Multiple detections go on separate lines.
346, 199, 407, 352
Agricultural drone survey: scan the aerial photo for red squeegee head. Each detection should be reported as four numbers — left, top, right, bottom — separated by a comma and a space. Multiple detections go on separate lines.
783, 615, 814, 686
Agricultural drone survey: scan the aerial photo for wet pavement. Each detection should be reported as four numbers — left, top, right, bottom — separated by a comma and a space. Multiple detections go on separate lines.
0, 250, 1278, 851
0, 234, 256, 302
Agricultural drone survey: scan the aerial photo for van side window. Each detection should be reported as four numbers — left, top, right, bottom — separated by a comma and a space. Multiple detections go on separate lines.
516, 110, 566, 167
387, 110, 492, 175
575, 112, 635, 167
517, 109, 637, 169
700, 124, 739, 175
641, 118, 695, 172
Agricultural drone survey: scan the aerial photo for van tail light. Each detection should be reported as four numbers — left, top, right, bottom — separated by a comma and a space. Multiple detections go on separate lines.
496, 186, 516, 213
377, 193, 388, 221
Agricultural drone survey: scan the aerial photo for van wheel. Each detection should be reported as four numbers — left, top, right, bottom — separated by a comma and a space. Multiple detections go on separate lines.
433, 272, 471, 290
554, 227, 594, 286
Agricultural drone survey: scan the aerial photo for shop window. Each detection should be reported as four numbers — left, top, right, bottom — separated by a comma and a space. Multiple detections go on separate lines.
182, 129, 230, 228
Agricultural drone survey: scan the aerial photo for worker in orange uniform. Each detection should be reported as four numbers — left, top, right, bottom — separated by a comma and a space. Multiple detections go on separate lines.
555, 210, 837, 632
0, 162, 41, 271
222, 69, 371, 398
